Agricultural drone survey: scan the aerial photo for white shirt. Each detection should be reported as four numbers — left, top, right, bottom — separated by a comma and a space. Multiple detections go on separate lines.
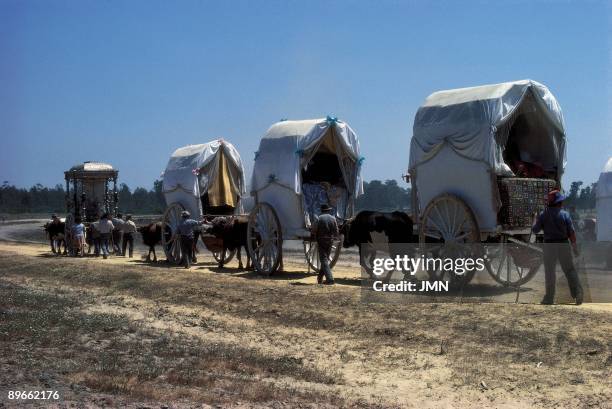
122, 220, 137, 234
97, 219, 115, 234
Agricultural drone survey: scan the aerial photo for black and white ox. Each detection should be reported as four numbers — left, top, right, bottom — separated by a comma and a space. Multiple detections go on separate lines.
44, 219, 67, 255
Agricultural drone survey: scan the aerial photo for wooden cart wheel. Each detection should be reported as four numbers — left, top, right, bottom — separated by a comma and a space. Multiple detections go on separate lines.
247, 202, 282, 275
212, 248, 236, 264
64, 214, 75, 256
419, 194, 481, 286
303, 239, 342, 273
484, 237, 541, 287
162, 202, 185, 264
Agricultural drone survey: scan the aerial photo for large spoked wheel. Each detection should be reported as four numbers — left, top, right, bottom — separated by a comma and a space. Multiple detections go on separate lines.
247, 202, 282, 276
484, 236, 542, 287
212, 249, 236, 264
303, 239, 342, 273
419, 194, 481, 287
162, 202, 185, 264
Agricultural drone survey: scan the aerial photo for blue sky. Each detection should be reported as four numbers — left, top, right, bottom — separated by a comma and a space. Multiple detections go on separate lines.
1, 0, 610, 190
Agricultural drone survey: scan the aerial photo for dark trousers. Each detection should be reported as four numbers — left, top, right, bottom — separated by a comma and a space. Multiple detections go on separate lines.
543, 241, 582, 301
100, 233, 111, 256
317, 239, 334, 283
113, 231, 123, 254
122, 233, 134, 258
180, 236, 194, 268
93, 237, 101, 256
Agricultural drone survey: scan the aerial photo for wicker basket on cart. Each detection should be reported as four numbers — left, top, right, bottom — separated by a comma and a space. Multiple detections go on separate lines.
498, 178, 557, 229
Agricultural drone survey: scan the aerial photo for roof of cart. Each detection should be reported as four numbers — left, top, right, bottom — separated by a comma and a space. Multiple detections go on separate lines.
68, 161, 116, 172
165, 140, 242, 171
262, 118, 327, 139
416, 79, 565, 131
603, 157, 612, 173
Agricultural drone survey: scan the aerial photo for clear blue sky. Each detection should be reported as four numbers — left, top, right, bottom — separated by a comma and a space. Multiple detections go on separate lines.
1, 0, 610, 190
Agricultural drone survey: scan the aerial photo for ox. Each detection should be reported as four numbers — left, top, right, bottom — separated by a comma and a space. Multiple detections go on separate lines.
138, 222, 162, 262
341, 211, 416, 278
204, 216, 251, 269
44, 219, 66, 255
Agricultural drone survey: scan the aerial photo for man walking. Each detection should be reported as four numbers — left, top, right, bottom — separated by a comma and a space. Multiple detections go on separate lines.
97, 213, 114, 259
532, 190, 583, 305
122, 214, 137, 258
91, 220, 101, 257
177, 210, 204, 269
112, 213, 125, 255
314, 204, 338, 285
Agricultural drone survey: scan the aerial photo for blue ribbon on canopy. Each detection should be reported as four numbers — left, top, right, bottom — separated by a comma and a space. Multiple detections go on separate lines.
280, 118, 288, 122
357, 156, 365, 167
326, 115, 338, 126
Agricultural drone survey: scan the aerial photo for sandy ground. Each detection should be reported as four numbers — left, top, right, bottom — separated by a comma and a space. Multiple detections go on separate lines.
0, 223, 611, 408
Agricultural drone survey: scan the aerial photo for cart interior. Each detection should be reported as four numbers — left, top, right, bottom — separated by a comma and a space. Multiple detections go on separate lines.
198, 148, 241, 216
497, 91, 561, 230
301, 128, 349, 224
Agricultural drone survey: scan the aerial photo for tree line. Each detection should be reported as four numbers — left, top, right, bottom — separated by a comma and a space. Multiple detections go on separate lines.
0, 180, 167, 215
0, 178, 598, 215
564, 181, 597, 210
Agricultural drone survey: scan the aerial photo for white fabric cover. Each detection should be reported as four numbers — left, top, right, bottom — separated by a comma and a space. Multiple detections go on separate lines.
415, 144, 498, 232
251, 118, 364, 238
409, 80, 566, 232
409, 79, 566, 178
596, 157, 612, 241
162, 140, 246, 217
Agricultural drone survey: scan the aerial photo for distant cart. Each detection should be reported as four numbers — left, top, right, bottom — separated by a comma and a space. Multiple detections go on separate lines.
248, 117, 364, 275
63, 161, 119, 254
161, 139, 247, 264
407, 80, 566, 287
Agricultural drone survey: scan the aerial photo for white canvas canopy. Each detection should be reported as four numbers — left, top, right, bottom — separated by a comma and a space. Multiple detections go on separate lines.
162, 140, 246, 217
597, 157, 612, 241
410, 79, 566, 178
409, 80, 566, 232
251, 117, 364, 238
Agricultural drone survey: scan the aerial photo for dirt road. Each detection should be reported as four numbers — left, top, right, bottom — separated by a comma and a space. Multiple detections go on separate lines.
1, 240, 610, 408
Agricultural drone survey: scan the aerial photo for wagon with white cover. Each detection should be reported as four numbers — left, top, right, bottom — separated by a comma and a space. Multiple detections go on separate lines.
248, 117, 364, 275
161, 139, 247, 264
407, 80, 566, 287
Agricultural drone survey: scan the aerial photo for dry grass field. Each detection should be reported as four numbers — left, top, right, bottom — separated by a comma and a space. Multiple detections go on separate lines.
0, 240, 611, 408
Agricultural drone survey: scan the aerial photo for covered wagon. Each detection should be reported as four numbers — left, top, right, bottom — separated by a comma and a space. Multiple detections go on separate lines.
408, 80, 566, 286
596, 157, 612, 242
248, 116, 364, 274
161, 139, 247, 264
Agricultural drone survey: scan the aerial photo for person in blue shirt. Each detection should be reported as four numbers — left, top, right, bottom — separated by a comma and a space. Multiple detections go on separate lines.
178, 210, 204, 269
72, 216, 86, 257
532, 190, 583, 305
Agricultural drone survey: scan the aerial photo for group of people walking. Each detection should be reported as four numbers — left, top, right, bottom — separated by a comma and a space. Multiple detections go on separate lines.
52, 187, 583, 299
68, 212, 137, 258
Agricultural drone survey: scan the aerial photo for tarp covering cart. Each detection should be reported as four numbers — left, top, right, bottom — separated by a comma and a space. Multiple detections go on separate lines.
248, 117, 364, 274
161, 139, 247, 264
596, 157, 612, 242
408, 80, 566, 287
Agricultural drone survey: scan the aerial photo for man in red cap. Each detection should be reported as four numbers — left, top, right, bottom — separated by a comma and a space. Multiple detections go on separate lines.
532, 190, 583, 305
